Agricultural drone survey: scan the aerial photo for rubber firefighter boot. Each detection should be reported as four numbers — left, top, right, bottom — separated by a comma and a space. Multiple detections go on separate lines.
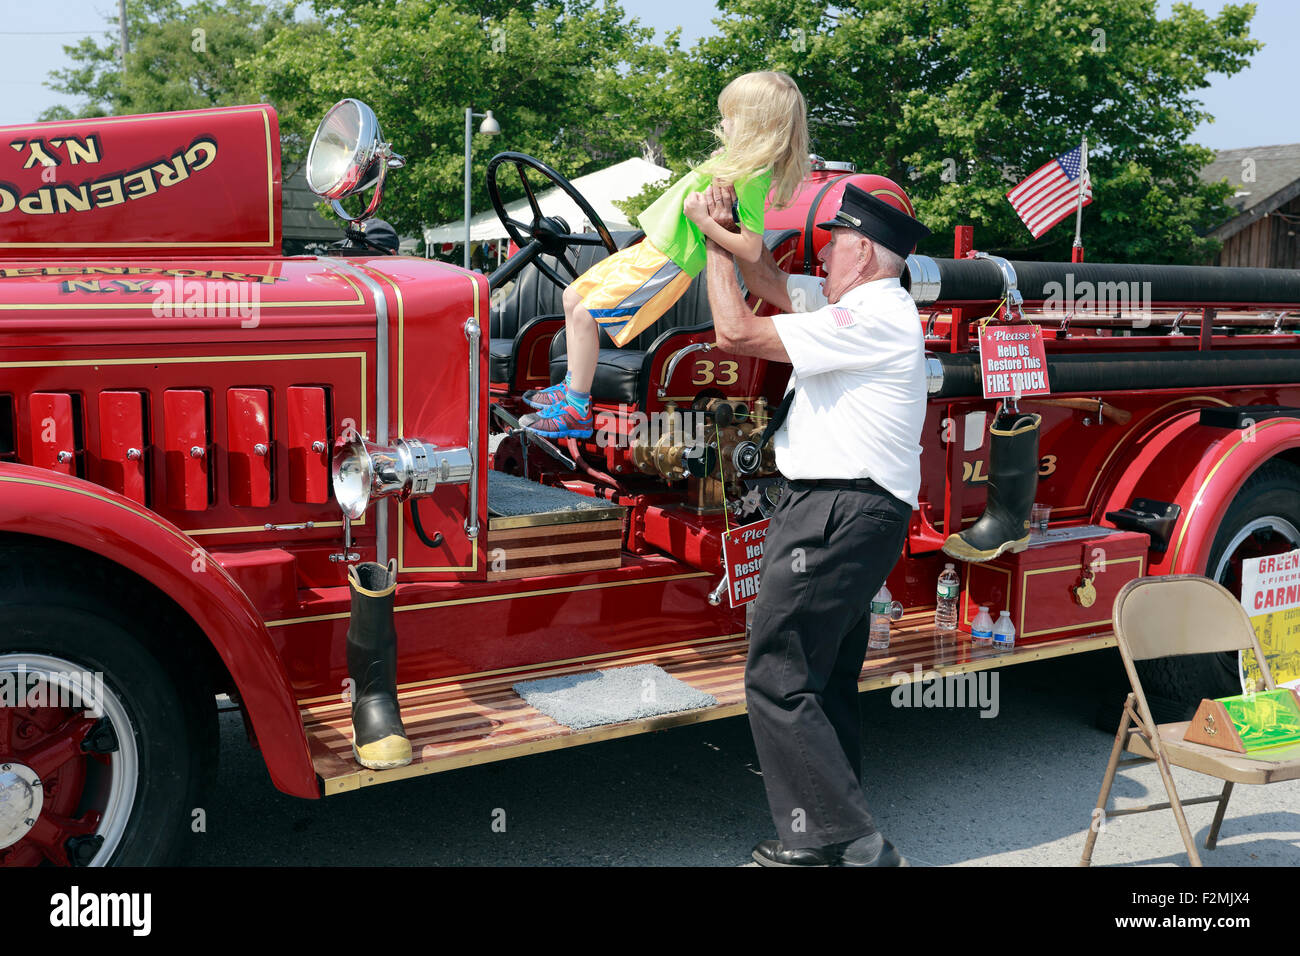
346, 558, 412, 770
942, 412, 1042, 564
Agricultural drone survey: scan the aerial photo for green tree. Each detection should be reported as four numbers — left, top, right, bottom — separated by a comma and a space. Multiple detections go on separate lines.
651, 0, 1259, 263
246, 0, 661, 239
40, 0, 293, 120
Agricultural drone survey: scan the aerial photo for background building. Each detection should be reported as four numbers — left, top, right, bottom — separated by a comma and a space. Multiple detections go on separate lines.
1200, 144, 1300, 268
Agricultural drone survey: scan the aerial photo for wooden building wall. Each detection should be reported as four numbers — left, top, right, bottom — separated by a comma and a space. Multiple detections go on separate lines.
1216, 195, 1300, 268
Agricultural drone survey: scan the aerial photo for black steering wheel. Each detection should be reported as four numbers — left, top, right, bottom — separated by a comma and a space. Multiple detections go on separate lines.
485, 152, 619, 290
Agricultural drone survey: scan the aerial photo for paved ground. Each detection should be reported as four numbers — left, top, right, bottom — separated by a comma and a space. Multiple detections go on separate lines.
189, 648, 1300, 866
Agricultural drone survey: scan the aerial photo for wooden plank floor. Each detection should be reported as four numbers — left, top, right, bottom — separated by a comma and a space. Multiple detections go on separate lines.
303, 615, 1116, 795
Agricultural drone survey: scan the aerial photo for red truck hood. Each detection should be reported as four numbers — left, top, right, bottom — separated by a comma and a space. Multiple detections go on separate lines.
0, 105, 281, 259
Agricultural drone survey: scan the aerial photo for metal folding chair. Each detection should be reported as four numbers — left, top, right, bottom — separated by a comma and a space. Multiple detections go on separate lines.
1081, 573, 1300, 866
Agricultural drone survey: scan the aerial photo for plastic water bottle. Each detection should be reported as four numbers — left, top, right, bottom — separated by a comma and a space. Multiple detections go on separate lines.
971, 605, 994, 647
992, 610, 1016, 651
868, 584, 895, 650
935, 563, 960, 632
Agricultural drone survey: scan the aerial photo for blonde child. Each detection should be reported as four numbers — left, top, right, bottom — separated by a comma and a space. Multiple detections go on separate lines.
520, 70, 810, 438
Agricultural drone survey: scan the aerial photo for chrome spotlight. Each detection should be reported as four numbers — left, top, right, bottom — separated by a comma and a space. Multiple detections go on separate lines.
306, 98, 405, 223
332, 437, 472, 520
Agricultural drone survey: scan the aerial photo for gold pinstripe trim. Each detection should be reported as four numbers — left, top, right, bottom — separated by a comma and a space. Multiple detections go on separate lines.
0, 350, 364, 376
963, 562, 1011, 618
660, 394, 760, 404
0, 473, 244, 595
187, 519, 358, 537
265, 570, 711, 627
1076, 395, 1230, 518
994, 395, 1231, 522
1168, 416, 1300, 570
359, 263, 483, 573
1018, 555, 1144, 637
868, 187, 914, 216
0, 107, 277, 249
0, 266, 366, 310
0, 473, 195, 545
395, 501, 475, 570
528, 328, 561, 380
1, 351, 368, 536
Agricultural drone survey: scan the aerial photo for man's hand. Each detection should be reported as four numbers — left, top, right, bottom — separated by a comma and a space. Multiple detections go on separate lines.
691, 185, 761, 262
683, 190, 709, 227
705, 181, 738, 231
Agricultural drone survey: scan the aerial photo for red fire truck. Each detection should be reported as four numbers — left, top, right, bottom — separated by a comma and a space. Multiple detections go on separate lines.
3, 100, 1299, 866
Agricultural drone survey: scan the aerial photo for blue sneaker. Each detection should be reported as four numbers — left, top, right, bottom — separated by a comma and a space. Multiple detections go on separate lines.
521, 382, 567, 410
519, 398, 594, 439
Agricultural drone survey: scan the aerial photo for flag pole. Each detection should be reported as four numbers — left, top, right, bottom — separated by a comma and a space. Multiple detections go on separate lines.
1071, 136, 1087, 263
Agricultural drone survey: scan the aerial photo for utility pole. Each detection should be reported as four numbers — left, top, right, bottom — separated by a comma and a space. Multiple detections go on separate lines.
118, 0, 129, 76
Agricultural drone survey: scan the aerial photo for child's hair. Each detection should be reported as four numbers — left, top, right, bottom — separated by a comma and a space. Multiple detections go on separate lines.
696, 71, 811, 210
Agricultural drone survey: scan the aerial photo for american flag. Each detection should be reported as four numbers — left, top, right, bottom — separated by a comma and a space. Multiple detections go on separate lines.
1006, 145, 1092, 239
830, 307, 855, 328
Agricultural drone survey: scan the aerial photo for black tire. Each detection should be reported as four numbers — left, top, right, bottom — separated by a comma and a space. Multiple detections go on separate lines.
0, 547, 215, 866
1137, 460, 1300, 722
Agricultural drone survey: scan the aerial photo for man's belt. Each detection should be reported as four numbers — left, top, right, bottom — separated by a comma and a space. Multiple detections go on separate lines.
786, 477, 886, 492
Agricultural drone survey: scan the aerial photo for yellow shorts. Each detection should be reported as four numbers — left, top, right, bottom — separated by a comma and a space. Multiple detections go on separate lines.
568, 239, 694, 347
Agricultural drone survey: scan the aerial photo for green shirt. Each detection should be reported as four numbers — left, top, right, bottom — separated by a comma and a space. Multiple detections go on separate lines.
636, 167, 771, 277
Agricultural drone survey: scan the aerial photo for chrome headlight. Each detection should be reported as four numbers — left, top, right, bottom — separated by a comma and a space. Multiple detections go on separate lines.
306, 99, 405, 223
331, 437, 472, 520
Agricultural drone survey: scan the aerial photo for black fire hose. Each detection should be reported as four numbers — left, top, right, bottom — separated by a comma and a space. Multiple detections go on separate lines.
928, 349, 1300, 400
908, 257, 1300, 306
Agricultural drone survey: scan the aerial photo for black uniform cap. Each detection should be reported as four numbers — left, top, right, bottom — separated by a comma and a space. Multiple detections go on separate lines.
816, 183, 930, 257
362, 218, 400, 254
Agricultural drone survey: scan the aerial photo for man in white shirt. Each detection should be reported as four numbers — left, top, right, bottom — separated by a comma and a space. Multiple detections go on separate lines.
700, 181, 929, 867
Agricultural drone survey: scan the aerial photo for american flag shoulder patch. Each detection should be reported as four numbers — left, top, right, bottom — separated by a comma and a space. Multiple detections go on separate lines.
830, 307, 856, 329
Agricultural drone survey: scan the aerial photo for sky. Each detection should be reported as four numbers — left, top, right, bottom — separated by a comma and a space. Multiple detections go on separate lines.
0, 0, 1294, 151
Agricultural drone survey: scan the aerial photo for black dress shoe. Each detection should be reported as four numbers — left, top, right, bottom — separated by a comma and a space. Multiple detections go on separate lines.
751, 839, 838, 867
835, 835, 907, 867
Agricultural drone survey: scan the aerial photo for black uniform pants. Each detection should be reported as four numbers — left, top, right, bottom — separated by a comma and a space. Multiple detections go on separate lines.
745, 478, 911, 849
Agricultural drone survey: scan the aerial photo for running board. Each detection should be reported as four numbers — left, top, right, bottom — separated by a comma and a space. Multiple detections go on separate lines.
302, 620, 1116, 795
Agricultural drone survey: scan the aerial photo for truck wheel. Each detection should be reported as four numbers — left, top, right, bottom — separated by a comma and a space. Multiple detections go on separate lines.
1137, 460, 1300, 721
0, 597, 211, 866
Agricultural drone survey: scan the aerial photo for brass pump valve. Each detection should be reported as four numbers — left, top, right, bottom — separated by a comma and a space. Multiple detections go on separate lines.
631, 397, 778, 513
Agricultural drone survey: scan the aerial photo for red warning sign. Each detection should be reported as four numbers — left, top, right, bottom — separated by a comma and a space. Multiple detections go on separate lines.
978, 324, 1050, 400
722, 519, 770, 607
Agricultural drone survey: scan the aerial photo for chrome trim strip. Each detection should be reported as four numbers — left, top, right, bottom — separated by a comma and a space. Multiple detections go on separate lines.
659, 342, 713, 397
707, 574, 729, 606
809, 155, 857, 173
972, 252, 1024, 318
464, 315, 481, 539
924, 353, 945, 396
905, 254, 941, 305
324, 258, 390, 562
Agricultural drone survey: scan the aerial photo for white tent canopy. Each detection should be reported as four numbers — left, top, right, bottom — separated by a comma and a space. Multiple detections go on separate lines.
423, 156, 671, 247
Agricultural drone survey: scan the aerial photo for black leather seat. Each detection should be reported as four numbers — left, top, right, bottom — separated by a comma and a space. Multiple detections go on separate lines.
488, 231, 642, 385
548, 228, 801, 407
